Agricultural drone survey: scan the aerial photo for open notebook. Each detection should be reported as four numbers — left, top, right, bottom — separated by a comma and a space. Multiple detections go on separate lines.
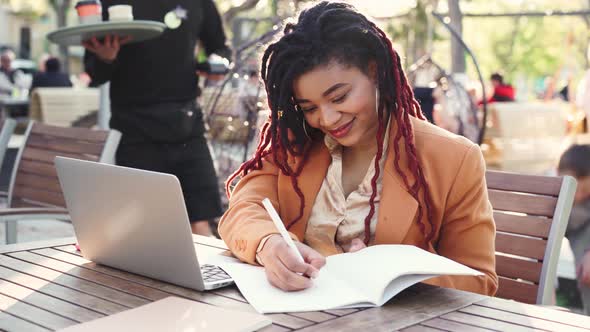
217, 245, 483, 313
58, 297, 272, 332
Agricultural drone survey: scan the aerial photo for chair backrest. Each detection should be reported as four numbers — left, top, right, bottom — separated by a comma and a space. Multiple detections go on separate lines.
29, 88, 99, 126
6, 121, 120, 208
486, 170, 576, 305
0, 118, 16, 172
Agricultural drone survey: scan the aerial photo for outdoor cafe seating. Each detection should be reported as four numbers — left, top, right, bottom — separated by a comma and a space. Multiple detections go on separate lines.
28, 87, 99, 128
482, 101, 571, 174
0, 121, 120, 244
0, 87, 586, 330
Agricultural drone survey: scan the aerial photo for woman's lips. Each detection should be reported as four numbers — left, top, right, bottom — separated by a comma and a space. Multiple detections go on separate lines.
328, 118, 355, 138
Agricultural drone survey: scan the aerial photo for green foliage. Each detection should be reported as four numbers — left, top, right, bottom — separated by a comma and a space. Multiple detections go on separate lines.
491, 17, 559, 81
448, 0, 590, 89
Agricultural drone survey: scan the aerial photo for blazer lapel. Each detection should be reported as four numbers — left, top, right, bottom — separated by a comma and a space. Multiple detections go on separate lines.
375, 169, 418, 244
279, 140, 331, 239
375, 116, 419, 244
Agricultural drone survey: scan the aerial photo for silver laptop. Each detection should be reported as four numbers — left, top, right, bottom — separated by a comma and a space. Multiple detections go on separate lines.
54, 156, 233, 291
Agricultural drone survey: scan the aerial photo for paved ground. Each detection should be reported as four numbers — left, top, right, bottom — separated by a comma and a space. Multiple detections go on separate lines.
0, 219, 75, 245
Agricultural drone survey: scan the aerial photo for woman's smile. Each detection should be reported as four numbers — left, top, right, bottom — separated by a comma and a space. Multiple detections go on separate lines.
327, 118, 356, 139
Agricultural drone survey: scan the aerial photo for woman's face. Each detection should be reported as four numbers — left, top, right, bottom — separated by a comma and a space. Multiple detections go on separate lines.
292, 61, 379, 148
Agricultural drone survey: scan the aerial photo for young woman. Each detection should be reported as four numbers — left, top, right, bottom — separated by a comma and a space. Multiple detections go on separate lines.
219, 1, 497, 296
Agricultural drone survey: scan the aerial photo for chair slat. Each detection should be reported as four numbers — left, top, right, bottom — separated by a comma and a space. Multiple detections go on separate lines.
18, 160, 58, 178
493, 212, 552, 238
14, 173, 62, 193
13, 187, 66, 208
31, 122, 107, 142
27, 135, 104, 156
486, 171, 562, 196
496, 277, 538, 304
495, 254, 542, 283
495, 233, 547, 260
11, 198, 51, 208
488, 190, 557, 217
22, 147, 99, 164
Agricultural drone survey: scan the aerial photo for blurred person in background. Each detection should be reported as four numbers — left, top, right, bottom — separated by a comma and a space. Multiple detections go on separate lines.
31, 57, 72, 90
0, 50, 20, 85
0, 50, 24, 95
36, 53, 50, 73
480, 72, 515, 104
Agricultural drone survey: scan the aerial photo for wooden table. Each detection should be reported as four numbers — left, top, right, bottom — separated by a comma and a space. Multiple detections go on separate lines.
0, 236, 588, 332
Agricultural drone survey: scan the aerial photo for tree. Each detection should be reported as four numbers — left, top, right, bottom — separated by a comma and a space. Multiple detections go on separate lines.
48, 0, 71, 72
448, 0, 465, 74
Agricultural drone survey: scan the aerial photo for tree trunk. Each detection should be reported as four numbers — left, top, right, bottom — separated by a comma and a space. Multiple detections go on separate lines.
52, 0, 71, 73
448, 0, 465, 74
271, 0, 278, 16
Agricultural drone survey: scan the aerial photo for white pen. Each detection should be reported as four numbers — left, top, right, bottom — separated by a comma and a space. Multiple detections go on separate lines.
262, 198, 305, 264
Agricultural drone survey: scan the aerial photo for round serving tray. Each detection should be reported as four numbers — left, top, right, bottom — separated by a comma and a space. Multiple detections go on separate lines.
47, 20, 166, 47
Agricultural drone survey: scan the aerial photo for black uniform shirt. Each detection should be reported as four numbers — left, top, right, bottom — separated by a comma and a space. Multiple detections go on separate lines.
84, 0, 230, 108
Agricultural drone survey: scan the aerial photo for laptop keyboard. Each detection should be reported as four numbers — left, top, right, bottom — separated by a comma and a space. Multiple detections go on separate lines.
201, 264, 232, 283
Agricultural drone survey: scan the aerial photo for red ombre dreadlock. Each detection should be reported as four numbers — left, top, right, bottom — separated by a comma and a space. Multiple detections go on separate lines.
226, 1, 436, 245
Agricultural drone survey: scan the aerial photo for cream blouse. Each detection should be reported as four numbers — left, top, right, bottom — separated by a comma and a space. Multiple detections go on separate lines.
304, 127, 390, 256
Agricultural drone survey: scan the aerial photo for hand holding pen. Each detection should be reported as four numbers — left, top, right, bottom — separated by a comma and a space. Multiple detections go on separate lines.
258, 198, 326, 291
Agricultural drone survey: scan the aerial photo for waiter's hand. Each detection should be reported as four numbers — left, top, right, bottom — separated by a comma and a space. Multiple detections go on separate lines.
83, 34, 132, 63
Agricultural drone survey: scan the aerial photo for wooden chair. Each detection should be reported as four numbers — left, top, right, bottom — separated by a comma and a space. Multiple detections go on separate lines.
0, 118, 16, 172
28, 88, 99, 127
0, 121, 121, 244
487, 170, 576, 305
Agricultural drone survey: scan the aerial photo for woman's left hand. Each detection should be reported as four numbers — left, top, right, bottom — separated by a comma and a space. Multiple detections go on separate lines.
342, 238, 367, 253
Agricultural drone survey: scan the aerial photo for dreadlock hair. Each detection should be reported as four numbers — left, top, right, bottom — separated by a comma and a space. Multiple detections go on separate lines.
226, 1, 436, 245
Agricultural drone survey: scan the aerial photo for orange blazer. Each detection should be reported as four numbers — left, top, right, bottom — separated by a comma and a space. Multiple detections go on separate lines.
219, 116, 498, 296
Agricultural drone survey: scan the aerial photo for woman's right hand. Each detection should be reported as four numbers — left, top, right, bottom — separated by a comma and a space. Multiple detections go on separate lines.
82, 35, 131, 63
258, 235, 326, 291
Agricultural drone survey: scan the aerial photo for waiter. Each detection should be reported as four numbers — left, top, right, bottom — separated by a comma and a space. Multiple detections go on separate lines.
84, 0, 231, 235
